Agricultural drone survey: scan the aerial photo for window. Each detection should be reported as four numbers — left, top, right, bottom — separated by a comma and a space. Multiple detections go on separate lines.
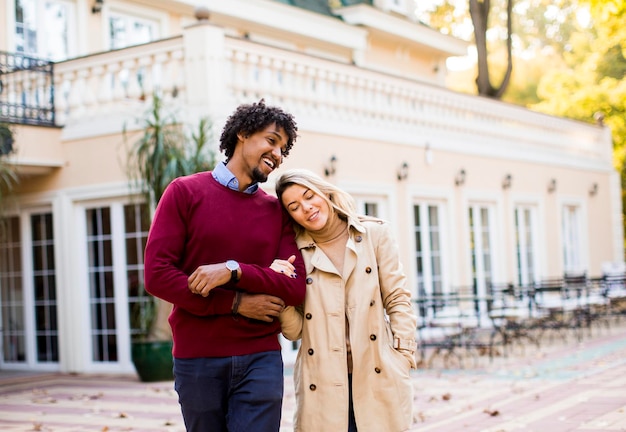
514, 205, 538, 286
86, 207, 117, 362
31, 213, 58, 362
354, 196, 386, 219
108, 12, 158, 50
468, 204, 494, 295
0, 217, 26, 363
0, 212, 58, 365
124, 203, 151, 339
84, 202, 151, 365
414, 203, 444, 298
562, 205, 582, 274
15, 0, 75, 61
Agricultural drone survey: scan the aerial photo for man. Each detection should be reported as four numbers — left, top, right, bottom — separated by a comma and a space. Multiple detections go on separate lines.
144, 99, 306, 432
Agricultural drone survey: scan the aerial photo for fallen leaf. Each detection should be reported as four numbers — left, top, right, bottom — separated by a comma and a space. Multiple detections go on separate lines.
483, 408, 500, 417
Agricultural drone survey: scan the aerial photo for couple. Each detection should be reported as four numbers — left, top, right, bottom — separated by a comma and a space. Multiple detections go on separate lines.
144, 100, 417, 432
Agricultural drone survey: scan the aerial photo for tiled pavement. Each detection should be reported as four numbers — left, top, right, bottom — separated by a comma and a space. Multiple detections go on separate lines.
1, 323, 625, 432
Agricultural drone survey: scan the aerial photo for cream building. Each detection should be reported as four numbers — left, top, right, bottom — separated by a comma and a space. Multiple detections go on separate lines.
0, 0, 622, 374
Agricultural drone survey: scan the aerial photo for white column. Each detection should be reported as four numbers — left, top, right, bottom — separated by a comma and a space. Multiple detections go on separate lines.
183, 19, 227, 127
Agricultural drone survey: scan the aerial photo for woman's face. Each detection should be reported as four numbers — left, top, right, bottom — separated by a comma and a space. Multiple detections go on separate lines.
281, 184, 330, 232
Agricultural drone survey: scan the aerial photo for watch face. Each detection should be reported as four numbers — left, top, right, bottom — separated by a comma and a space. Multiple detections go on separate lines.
226, 260, 239, 271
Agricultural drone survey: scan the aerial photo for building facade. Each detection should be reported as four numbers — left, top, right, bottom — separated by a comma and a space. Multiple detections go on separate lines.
0, 0, 622, 374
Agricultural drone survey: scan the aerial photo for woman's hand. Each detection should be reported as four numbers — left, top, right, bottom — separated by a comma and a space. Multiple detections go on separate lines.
270, 254, 298, 278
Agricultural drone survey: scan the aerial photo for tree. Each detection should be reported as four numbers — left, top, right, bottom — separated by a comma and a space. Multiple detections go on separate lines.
530, 0, 626, 256
422, 0, 626, 257
124, 93, 217, 342
470, 0, 514, 98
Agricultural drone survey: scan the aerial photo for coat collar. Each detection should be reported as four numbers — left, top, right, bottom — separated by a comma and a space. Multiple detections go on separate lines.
295, 215, 366, 279
294, 215, 365, 251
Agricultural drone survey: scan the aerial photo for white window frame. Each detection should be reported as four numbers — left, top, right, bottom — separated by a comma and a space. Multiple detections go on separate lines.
514, 204, 540, 286
559, 198, 588, 275
412, 200, 449, 297
9, 0, 77, 61
102, 1, 168, 50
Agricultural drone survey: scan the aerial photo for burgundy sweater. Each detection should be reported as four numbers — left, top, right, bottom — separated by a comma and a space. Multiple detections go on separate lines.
144, 172, 306, 358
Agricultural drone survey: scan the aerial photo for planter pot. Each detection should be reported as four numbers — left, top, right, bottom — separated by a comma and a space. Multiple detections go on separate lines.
131, 340, 174, 382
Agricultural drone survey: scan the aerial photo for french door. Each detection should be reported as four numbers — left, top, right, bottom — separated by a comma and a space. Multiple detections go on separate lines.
468, 204, 495, 318
0, 211, 59, 369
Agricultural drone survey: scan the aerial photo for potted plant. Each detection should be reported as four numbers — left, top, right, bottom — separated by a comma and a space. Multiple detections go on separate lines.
0, 123, 18, 212
125, 92, 216, 381
129, 284, 175, 382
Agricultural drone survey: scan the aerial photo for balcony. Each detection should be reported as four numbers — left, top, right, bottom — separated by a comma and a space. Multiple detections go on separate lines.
0, 21, 613, 179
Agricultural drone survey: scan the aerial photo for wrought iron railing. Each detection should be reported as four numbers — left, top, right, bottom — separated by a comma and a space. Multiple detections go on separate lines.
0, 51, 55, 126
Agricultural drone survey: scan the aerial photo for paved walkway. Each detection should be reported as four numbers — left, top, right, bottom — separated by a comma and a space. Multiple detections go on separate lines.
1, 323, 626, 431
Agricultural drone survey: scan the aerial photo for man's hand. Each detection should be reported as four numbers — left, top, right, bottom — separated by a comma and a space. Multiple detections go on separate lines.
236, 293, 285, 322
188, 263, 229, 297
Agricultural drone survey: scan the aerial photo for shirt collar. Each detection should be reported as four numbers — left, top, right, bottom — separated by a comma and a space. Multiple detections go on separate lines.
212, 161, 259, 194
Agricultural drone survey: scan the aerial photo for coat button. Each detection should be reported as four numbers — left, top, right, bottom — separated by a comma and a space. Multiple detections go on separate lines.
365, 267, 372, 273
356, 235, 362, 242
375, 367, 381, 374
306, 277, 313, 284
370, 334, 376, 341
309, 384, 317, 391
305, 313, 312, 320
370, 300, 375, 306
308, 348, 314, 355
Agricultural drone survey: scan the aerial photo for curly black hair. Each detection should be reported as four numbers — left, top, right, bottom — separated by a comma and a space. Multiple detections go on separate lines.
219, 99, 298, 161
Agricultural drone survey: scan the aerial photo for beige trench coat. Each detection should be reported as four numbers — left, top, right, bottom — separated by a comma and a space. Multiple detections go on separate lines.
280, 216, 417, 432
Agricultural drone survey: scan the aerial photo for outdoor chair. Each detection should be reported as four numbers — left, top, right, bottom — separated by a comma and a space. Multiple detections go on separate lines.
416, 291, 487, 369
487, 282, 538, 359
601, 272, 626, 320
530, 278, 580, 344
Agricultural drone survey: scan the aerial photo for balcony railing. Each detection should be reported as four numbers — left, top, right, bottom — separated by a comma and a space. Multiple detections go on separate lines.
0, 51, 55, 127
2, 23, 612, 170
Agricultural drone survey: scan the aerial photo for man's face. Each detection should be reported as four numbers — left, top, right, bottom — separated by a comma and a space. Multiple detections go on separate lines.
237, 123, 288, 184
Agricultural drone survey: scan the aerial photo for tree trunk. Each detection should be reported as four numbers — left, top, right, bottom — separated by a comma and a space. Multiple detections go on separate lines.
469, 0, 514, 99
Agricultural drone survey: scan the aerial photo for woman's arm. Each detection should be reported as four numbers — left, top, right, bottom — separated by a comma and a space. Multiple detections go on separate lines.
279, 305, 304, 340
373, 222, 418, 368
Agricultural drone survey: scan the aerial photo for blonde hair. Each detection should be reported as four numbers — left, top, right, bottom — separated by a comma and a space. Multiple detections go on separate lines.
276, 169, 358, 233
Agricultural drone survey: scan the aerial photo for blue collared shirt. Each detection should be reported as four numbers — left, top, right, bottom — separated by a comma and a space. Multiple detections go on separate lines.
212, 161, 259, 194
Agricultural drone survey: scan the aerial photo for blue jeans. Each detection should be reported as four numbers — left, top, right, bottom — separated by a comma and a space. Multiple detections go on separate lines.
173, 351, 284, 432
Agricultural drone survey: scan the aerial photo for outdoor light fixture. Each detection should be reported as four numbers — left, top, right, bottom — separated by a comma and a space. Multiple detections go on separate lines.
92, 0, 104, 14
397, 162, 409, 181
424, 143, 433, 165
324, 155, 337, 177
502, 173, 512, 189
455, 169, 466, 186
547, 178, 557, 193
589, 182, 598, 196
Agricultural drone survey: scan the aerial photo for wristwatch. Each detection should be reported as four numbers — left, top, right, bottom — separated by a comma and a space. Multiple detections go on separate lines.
225, 260, 240, 283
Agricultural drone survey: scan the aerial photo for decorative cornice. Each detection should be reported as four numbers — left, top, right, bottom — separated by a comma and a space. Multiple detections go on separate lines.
332, 4, 469, 56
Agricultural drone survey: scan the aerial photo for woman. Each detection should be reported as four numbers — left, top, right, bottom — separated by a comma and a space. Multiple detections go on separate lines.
272, 169, 417, 432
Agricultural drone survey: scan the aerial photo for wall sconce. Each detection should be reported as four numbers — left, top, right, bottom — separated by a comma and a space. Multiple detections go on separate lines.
324, 155, 337, 177
397, 162, 409, 181
547, 178, 557, 193
502, 173, 512, 189
92, 0, 103, 14
589, 182, 598, 196
454, 169, 466, 186
424, 143, 433, 165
